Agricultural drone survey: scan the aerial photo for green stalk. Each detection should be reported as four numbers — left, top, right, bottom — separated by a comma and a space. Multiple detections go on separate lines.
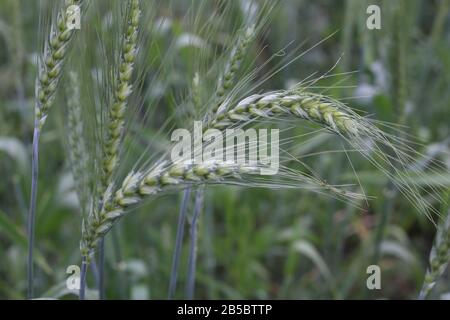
373, 0, 407, 263
27, 123, 40, 299
98, 238, 105, 299
168, 188, 191, 299
79, 256, 88, 300
186, 188, 204, 299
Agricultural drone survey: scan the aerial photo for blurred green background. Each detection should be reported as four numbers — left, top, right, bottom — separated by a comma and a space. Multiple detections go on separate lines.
0, 0, 449, 299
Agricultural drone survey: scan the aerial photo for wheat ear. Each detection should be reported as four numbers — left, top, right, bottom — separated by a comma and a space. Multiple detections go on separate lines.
208, 91, 360, 137
81, 162, 263, 257
66, 71, 89, 213
101, 0, 141, 190
419, 210, 450, 299
211, 25, 256, 114
36, 0, 83, 128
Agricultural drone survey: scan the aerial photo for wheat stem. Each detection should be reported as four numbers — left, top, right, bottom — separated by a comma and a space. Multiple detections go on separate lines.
27, 123, 40, 299
168, 188, 191, 299
90, 260, 100, 289
79, 255, 88, 300
98, 238, 105, 300
186, 187, 204, 299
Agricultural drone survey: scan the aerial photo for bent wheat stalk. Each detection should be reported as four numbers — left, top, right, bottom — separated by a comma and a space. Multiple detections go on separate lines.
28, 0, 82, 299
81, 162, 260, 256
82, 159, 328, 258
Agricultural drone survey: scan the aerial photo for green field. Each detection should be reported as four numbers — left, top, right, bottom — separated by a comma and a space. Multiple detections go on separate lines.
0, 0, 449, 300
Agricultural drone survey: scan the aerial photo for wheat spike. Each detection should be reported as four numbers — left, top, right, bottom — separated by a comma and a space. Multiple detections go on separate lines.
211, 25, 256, 114
101, 0, 141, 190
66, 71, 89, 213
419, 210, 450, 299
209, 91, 360, 137
36, 0, 83, 128
81, 161, 261, 258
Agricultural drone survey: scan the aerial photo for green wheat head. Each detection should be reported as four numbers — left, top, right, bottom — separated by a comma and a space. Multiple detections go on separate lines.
36, 0, 83, 128
101, 0, 141, 190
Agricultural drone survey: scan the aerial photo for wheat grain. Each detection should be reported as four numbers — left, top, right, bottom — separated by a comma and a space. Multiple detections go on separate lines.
101, 0, 141, 190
